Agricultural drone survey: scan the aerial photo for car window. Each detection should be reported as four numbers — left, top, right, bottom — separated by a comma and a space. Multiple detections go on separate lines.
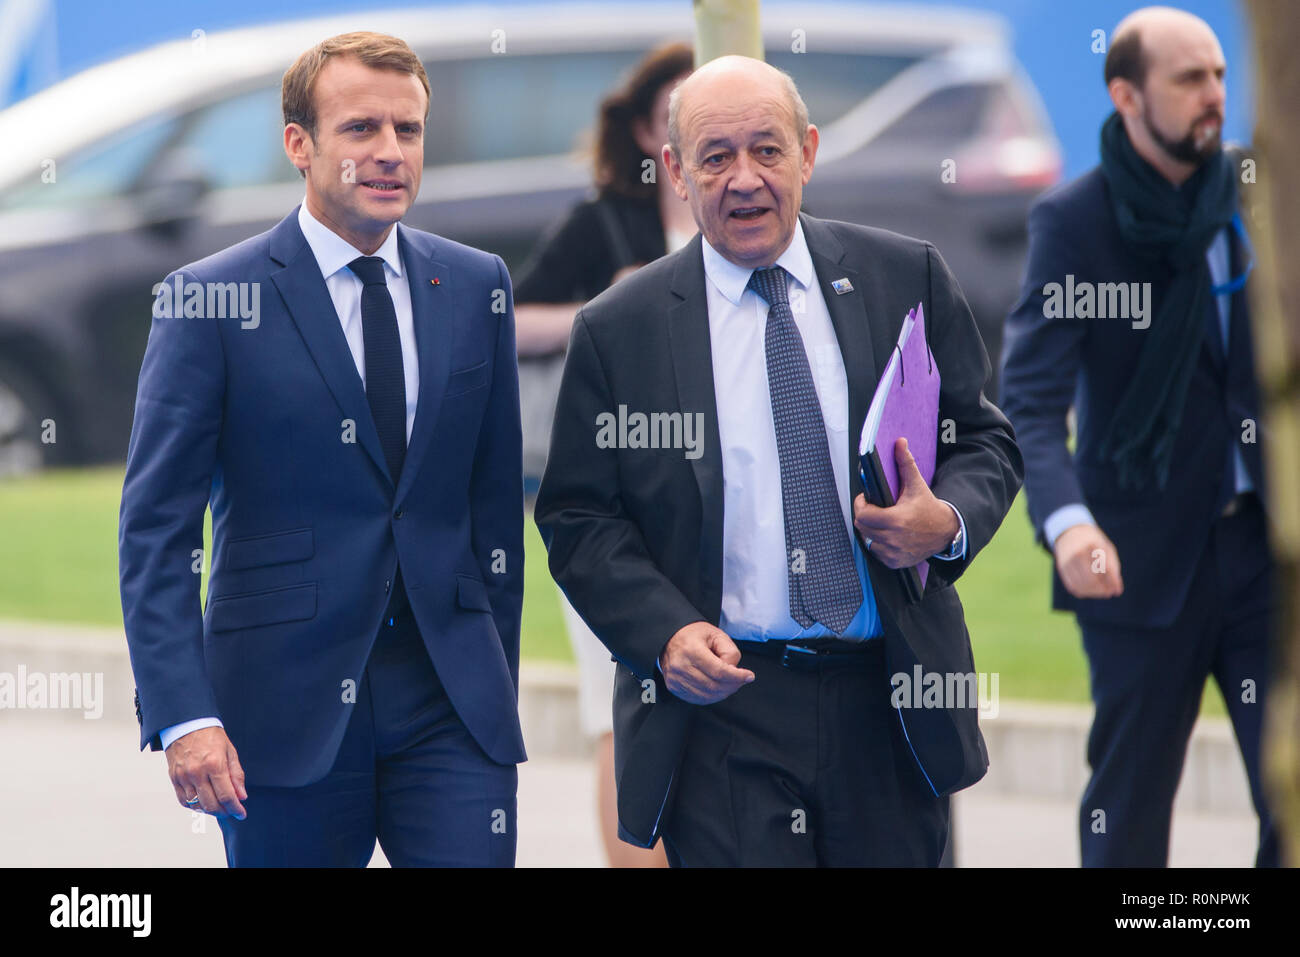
0, 45, 930, 209
873, 84, 991, 143
417, 47, 921, 167
0, 114, 179, 209
176, 85, 297, 187
419, 50, 643, 165
767, 50, 921, 128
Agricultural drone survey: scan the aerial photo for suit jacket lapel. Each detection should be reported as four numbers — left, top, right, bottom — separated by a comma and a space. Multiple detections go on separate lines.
800, 213, 881, 497
668, 234, 725, 614
395, 225, 452, 503
800, 214, 913, 621
269, 209, 390, 484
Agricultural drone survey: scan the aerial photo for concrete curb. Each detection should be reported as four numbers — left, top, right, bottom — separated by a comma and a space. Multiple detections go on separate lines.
0, 619, 1254, 814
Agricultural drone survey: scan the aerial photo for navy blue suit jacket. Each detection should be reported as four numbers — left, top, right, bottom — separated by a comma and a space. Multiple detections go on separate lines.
119, 208, 526, 786
1000, 167, 1264, 629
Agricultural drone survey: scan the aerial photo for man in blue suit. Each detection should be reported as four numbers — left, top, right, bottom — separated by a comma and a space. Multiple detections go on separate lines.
1001, 8, 1275, 866
118, 32, 525, 866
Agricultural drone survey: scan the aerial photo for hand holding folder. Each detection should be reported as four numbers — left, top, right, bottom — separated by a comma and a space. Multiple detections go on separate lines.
857, 303, 942, 602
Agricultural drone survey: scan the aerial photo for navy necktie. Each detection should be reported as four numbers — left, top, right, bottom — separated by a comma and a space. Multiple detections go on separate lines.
349, 255, 411, 622
348, 256, 406, 484
748, 266, 863, 635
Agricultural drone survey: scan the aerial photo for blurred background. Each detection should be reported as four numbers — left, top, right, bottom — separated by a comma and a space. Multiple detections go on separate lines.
0, 0, 1263, 866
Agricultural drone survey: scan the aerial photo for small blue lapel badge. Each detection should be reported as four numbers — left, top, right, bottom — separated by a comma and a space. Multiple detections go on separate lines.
831, 278, 854, 295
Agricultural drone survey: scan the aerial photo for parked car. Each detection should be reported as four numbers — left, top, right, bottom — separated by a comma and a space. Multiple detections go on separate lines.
0, 1, 1059, 473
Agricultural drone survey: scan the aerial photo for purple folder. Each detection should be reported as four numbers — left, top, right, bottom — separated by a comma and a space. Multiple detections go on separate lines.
857, 303, 941, 601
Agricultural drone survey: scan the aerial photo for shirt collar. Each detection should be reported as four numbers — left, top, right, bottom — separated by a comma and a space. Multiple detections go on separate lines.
701, 218, 814, 306
297, 202, 404, 282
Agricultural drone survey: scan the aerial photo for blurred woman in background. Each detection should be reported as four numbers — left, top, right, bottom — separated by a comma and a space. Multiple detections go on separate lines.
514, 41, 695, 867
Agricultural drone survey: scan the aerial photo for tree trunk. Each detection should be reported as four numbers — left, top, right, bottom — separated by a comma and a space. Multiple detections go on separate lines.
693, 0, 762, 64
1246, 0, 1300, 867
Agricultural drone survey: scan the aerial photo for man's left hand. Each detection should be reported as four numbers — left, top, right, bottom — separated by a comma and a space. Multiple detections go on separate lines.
853, 437, 958, 569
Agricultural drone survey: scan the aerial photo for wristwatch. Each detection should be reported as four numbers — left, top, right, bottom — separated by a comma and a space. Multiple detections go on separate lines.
934, 503, 965, 560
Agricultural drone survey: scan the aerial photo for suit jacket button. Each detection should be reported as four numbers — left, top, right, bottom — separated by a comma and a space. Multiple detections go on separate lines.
394, 508, 404, 520
385, 579, 391, 593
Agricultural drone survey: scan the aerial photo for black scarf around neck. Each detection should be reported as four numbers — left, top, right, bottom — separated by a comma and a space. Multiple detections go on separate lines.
1097, 110, 1237, 491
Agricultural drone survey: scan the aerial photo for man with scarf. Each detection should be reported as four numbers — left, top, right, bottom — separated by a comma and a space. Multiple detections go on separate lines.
1001, 6, 1276, 867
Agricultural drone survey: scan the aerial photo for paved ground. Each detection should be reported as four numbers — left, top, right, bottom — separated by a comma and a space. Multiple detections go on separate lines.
0, 720, 1259, 867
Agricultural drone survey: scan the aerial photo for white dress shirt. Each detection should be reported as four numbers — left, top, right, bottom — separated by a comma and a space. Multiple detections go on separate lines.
296, 202, 420, 442
159, 203, 420, 751
704, 221, 878, 640
1042, 225, 1251, 548
696, 221, 972, 647
701, 221, 962, 642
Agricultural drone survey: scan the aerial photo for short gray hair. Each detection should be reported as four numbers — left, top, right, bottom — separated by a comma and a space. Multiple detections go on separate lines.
667, 65, 810, 159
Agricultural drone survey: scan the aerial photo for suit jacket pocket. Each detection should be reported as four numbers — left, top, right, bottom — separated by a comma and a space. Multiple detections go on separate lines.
922, 560, 954, 597
224, 528, 313, 571
456, 574, 492, 612
209, 582, 317, 632
445, 360, 489, 397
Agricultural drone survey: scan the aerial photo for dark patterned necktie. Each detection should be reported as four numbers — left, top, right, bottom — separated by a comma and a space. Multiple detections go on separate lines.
348, 256, 406, 483
748, 266, 862, 634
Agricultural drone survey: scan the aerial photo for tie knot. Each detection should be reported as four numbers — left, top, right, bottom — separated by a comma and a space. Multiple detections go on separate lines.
747, 266, 790, 307
348, 256, 388, 287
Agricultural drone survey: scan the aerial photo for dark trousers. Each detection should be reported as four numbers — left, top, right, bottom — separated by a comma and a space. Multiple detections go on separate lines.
1078, 496, 1277, 867
218, 613, 518, 867
661, 639, 949, 867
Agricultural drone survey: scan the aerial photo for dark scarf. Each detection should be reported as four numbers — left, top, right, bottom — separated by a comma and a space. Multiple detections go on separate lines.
1098, 110, 1237, 490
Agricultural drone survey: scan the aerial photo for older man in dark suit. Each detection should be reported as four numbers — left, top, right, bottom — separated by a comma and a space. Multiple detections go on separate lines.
535, 54, 1021, 866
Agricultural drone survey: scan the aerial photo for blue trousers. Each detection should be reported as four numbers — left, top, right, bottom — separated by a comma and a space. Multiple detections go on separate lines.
1078, 496, 1277, 867
218, 613, 518, 867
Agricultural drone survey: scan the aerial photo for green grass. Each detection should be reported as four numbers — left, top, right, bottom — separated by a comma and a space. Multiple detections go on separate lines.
0, 466, 1226, 713
0, 465, 571, 662
961, 512, 1226, 716
0, 466, 129, 626
961, 512, 1091, 703
521, 519, 570, 661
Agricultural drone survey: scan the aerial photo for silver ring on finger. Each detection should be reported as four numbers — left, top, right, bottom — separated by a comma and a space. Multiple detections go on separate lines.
184, 795, 200, 805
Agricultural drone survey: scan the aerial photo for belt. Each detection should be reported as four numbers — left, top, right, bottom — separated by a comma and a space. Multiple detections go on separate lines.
383, 607, 415, 626
733, 637, 883, 671
1221, 490, 1259, 518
